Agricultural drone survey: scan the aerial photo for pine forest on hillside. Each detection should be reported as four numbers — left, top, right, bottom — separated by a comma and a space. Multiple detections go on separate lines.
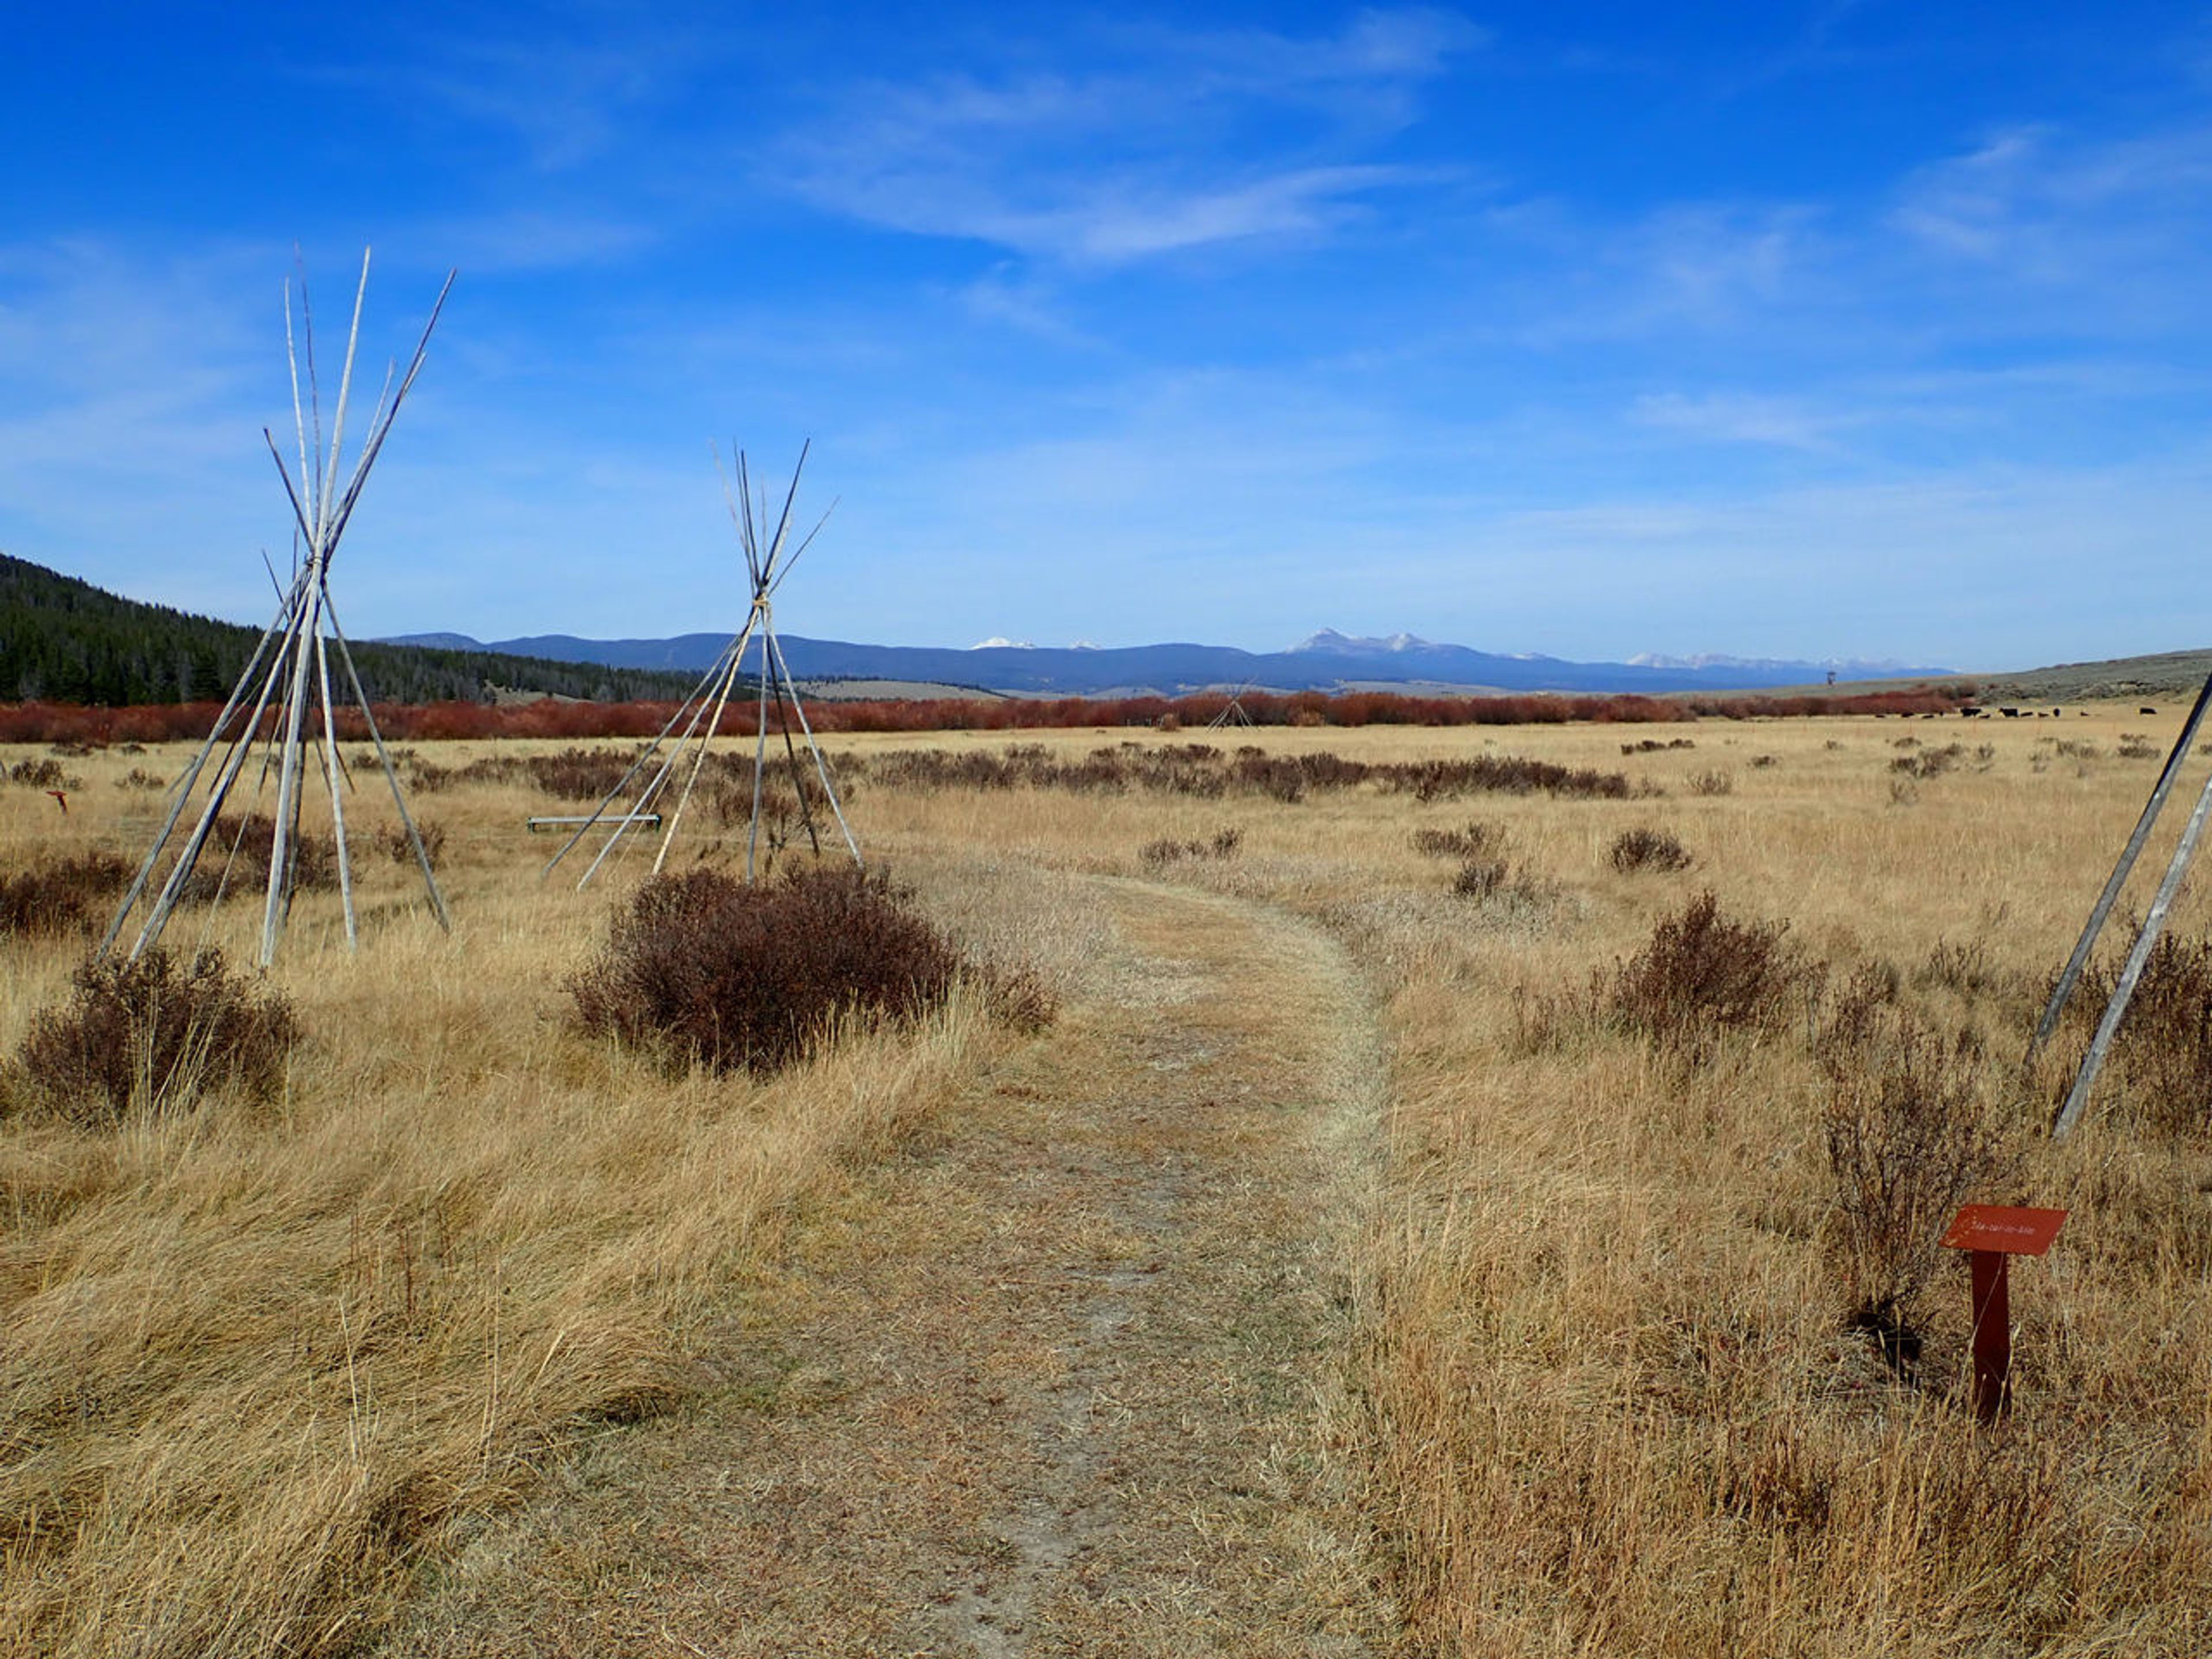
0, 554, 696, 707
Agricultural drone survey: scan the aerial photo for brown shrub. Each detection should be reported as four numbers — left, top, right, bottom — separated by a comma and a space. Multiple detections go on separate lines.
1820, 1007, 2002, 1365
526, 747, 640, 801
7, 757, 69, 789
1381, 755, 1634, 802
1451, 858, 1508, 899
1819, 960, 1903, 1054
1609, 891, 1806, 1047
1891, 744, 1964, 780
377, 818, 446, 868
1609, 827, 1692, 873
0, 851, 134, 937
1914, 937, 2001, 997
570, 866, 1004, 1075
1410, 821, 1504, 860
1139, 827, 1243, 869
11, 948, 300, 1126
179, 814, 336, 904
844, 744, 1636, 805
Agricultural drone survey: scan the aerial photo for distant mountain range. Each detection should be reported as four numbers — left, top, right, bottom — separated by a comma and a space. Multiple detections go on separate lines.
380, 624, 1952, 698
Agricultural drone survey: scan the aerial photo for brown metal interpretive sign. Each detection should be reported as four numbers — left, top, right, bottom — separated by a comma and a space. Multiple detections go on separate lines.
1939, 1205, 2069, 1256
1939, 1205, 2069, 1425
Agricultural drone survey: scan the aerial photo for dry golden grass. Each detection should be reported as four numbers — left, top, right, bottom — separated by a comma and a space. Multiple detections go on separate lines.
0, 744, 1017, 1657
846, 710, 2212, 1654
5, 705, 2210, 1655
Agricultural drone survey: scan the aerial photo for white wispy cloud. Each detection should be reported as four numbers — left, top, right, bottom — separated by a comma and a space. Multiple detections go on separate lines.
1891, 122, 2212, 315
1631, 392, 1850, 453
817, 161, 1428, 264
353, 24, 723, 172
404, 209, 658, 274
769, 9, 1480, 266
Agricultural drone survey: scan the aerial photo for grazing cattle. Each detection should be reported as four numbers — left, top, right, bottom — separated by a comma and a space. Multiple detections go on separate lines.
2000, 707, 2021, 717
2141, 706, 2157, 715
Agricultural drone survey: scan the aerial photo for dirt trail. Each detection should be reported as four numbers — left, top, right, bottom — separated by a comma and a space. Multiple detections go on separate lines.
385, 878, 1396, 1657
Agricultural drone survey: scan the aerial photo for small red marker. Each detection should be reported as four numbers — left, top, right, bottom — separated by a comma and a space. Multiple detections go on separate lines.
46, 790, 67, 815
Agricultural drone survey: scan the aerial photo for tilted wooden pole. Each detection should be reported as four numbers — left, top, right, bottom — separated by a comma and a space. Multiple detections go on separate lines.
2052, 759, 2212, 1138
652, 611, 759, 876
2029, 673, 2212, 1058
326, 610, 449, 931
767, 627, 862, 867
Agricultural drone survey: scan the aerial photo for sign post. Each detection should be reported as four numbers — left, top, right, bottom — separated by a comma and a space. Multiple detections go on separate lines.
1938, 1205, 2069, 1424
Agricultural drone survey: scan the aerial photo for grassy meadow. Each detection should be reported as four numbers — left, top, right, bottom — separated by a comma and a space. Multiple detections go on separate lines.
3, 704, 2209, 1654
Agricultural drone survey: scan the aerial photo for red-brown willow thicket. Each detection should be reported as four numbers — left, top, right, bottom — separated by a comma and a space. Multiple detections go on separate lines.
0, 685, 1974, 747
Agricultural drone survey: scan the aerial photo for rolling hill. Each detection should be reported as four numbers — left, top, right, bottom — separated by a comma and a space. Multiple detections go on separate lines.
0, 554, 700, 707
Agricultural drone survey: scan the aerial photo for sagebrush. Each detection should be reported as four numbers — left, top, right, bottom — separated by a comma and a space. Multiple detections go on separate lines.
570, 865, 1040, 1074
11, 947, 300, 1125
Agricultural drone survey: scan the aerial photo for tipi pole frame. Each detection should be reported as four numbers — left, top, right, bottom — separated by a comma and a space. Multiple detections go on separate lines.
540, 643, 739, 881
547, 442, 858, 888
111, 253, 453, 968
571, 641, 743, 891
2029, 672, 2212, 1057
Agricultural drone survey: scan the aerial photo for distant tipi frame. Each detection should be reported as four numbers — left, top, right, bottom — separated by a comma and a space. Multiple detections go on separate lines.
541, 441, 862, 889
101, 251, 455, 969
1206, 677, 1260, 730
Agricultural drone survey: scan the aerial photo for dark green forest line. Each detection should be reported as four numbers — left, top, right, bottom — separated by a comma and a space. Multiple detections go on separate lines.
0, 554, 695, 706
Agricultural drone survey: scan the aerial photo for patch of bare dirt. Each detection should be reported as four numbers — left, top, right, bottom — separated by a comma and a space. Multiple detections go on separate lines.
381, 877, 1396, 1657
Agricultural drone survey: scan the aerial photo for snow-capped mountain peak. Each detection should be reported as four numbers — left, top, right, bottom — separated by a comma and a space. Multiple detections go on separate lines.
1290, 628, 1435, 655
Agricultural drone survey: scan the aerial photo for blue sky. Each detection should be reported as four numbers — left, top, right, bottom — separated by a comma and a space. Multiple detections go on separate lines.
4, 2, 2210, 669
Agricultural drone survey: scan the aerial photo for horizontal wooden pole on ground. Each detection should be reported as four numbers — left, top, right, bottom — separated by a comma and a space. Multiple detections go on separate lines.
526, 814, 662, 833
